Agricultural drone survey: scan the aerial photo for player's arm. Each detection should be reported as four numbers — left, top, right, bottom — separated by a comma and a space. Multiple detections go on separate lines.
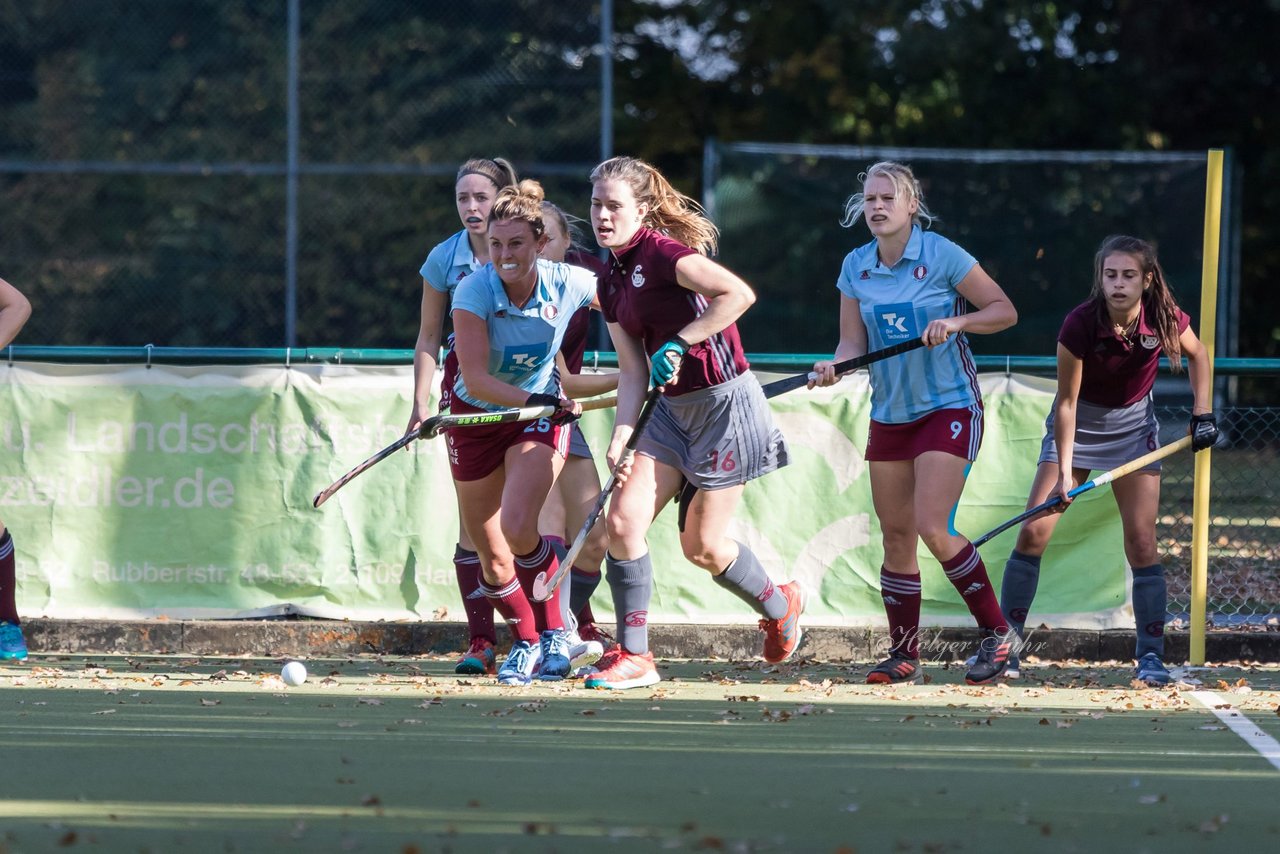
669, 254, 756, 344
604, 322, 650, 471
1180, 326, 1212, 416
923, 265, 1017, 346
556, 351, 619, 399
1180, 324, 1219, 450
452, 309, 541, 410
0, 277, 33, 349
406, 282, 448, 435
810, 295, 867, 387
1052, 342, 1084, 504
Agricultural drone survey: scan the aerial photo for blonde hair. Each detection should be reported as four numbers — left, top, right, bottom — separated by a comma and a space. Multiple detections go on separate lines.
840, 160, 935, 230
589, 156, 718, 255
489, 179, 547, 238
456, 157, 518, 191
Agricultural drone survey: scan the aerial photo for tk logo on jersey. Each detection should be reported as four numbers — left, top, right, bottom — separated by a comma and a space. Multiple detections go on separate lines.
874, 302, 917, 342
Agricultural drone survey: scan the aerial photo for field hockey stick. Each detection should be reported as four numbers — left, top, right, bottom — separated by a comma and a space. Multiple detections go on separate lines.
759, 337, 926, 399
970, 434, 1194, 548
312, 394, 618, 508
531, 386, 663, 601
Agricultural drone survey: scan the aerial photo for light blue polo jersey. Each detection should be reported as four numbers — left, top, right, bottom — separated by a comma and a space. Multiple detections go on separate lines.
836, 224, 982, 423
420, 229, 478, 295
449, 258, 597, 411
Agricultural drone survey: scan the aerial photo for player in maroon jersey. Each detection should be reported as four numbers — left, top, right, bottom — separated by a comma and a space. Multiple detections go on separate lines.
582, 156, 804, 690
998, 235, 1216, 686
0, 274, 33, 661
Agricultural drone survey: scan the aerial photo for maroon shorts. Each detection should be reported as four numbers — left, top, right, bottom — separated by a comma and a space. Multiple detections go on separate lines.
866, 405, 984, 462
444, 396, 572, 481
438, 347, 458, 414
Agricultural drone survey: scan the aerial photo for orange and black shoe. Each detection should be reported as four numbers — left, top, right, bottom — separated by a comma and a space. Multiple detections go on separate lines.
964, 628, 1015, 685
760, 581, 806, 663
866, 655, 922, 685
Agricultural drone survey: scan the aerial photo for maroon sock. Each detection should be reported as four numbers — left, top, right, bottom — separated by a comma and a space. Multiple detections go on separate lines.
880, 567, 921, 659
513, 538, 564, 633
0, 531, 17, 625
941, 542, 1008, 632
480, 577, 539, 643
454, 546, 496, 643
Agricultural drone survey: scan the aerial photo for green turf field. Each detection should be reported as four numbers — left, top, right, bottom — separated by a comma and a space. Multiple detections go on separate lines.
2, 655, 1278, 852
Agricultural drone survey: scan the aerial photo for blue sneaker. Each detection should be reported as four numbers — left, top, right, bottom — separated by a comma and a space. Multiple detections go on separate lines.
538, 629, 572, 681
0, 621, 28, 660
497, 639, 543, 686
1136, 652, 1171, 687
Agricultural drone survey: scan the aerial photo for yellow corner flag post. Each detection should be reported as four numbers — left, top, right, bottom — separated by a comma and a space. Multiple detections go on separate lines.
1191, 149, 1224, 666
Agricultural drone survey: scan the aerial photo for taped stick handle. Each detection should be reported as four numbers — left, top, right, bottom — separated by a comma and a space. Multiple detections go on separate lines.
760, 338, 925, 400
532, 387, 663, 601
419, 393, 618, 438
971, 435, 1193, 548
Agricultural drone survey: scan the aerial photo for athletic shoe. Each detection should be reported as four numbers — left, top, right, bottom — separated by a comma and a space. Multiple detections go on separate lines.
454, 637, 497, 676
0, 621, 27, 660
1136, 652, 1172, 687
866, 655, 921, 684
965, 627, 1016, 685
497, 639, 543, 686
759, 581, 805, 663
568, 635, 604, 674
538, 629, 573, 681
583, 648, 660, 690
964, 652, 1022, 678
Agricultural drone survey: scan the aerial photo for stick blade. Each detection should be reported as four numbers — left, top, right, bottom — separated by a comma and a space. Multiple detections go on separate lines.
531, 571, 553, 602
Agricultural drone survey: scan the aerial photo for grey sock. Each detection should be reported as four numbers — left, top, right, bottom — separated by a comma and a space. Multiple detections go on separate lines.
570, 569, 602, 616
714, 541, 787, 619
1000, 550, 1042, 636
605, 552, 653, 654
1131, 564, 1167, 659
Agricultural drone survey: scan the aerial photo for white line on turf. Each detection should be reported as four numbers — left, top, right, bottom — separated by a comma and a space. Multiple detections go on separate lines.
1190, 690, 1280, 773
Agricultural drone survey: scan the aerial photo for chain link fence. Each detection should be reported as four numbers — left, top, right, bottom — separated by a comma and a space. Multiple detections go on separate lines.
1162, 404, 1280, 629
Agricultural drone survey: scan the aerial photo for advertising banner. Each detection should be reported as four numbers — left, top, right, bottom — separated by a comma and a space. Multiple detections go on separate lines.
1, 363, 1131, 628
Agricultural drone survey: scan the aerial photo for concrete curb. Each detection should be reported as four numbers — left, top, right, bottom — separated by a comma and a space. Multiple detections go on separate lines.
20, 619, 1280, 663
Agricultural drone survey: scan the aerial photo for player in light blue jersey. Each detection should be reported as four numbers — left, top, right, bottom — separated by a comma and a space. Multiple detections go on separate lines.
449, 254, 595, 413
811, 161, 1018, 686
448, 180, 597, 685
405, 157, 518, 677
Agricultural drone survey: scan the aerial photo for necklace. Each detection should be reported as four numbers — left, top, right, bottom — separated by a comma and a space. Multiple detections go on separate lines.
1113, 315, 1138, 338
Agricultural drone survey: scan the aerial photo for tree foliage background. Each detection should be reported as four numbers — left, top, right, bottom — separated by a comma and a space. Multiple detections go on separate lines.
2, 1, 1277, 372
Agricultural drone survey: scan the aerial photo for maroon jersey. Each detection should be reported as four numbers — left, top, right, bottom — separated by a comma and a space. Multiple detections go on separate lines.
599, 227, 751, 396
560, 249, 607, 373
1058, 300, 1191, 407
